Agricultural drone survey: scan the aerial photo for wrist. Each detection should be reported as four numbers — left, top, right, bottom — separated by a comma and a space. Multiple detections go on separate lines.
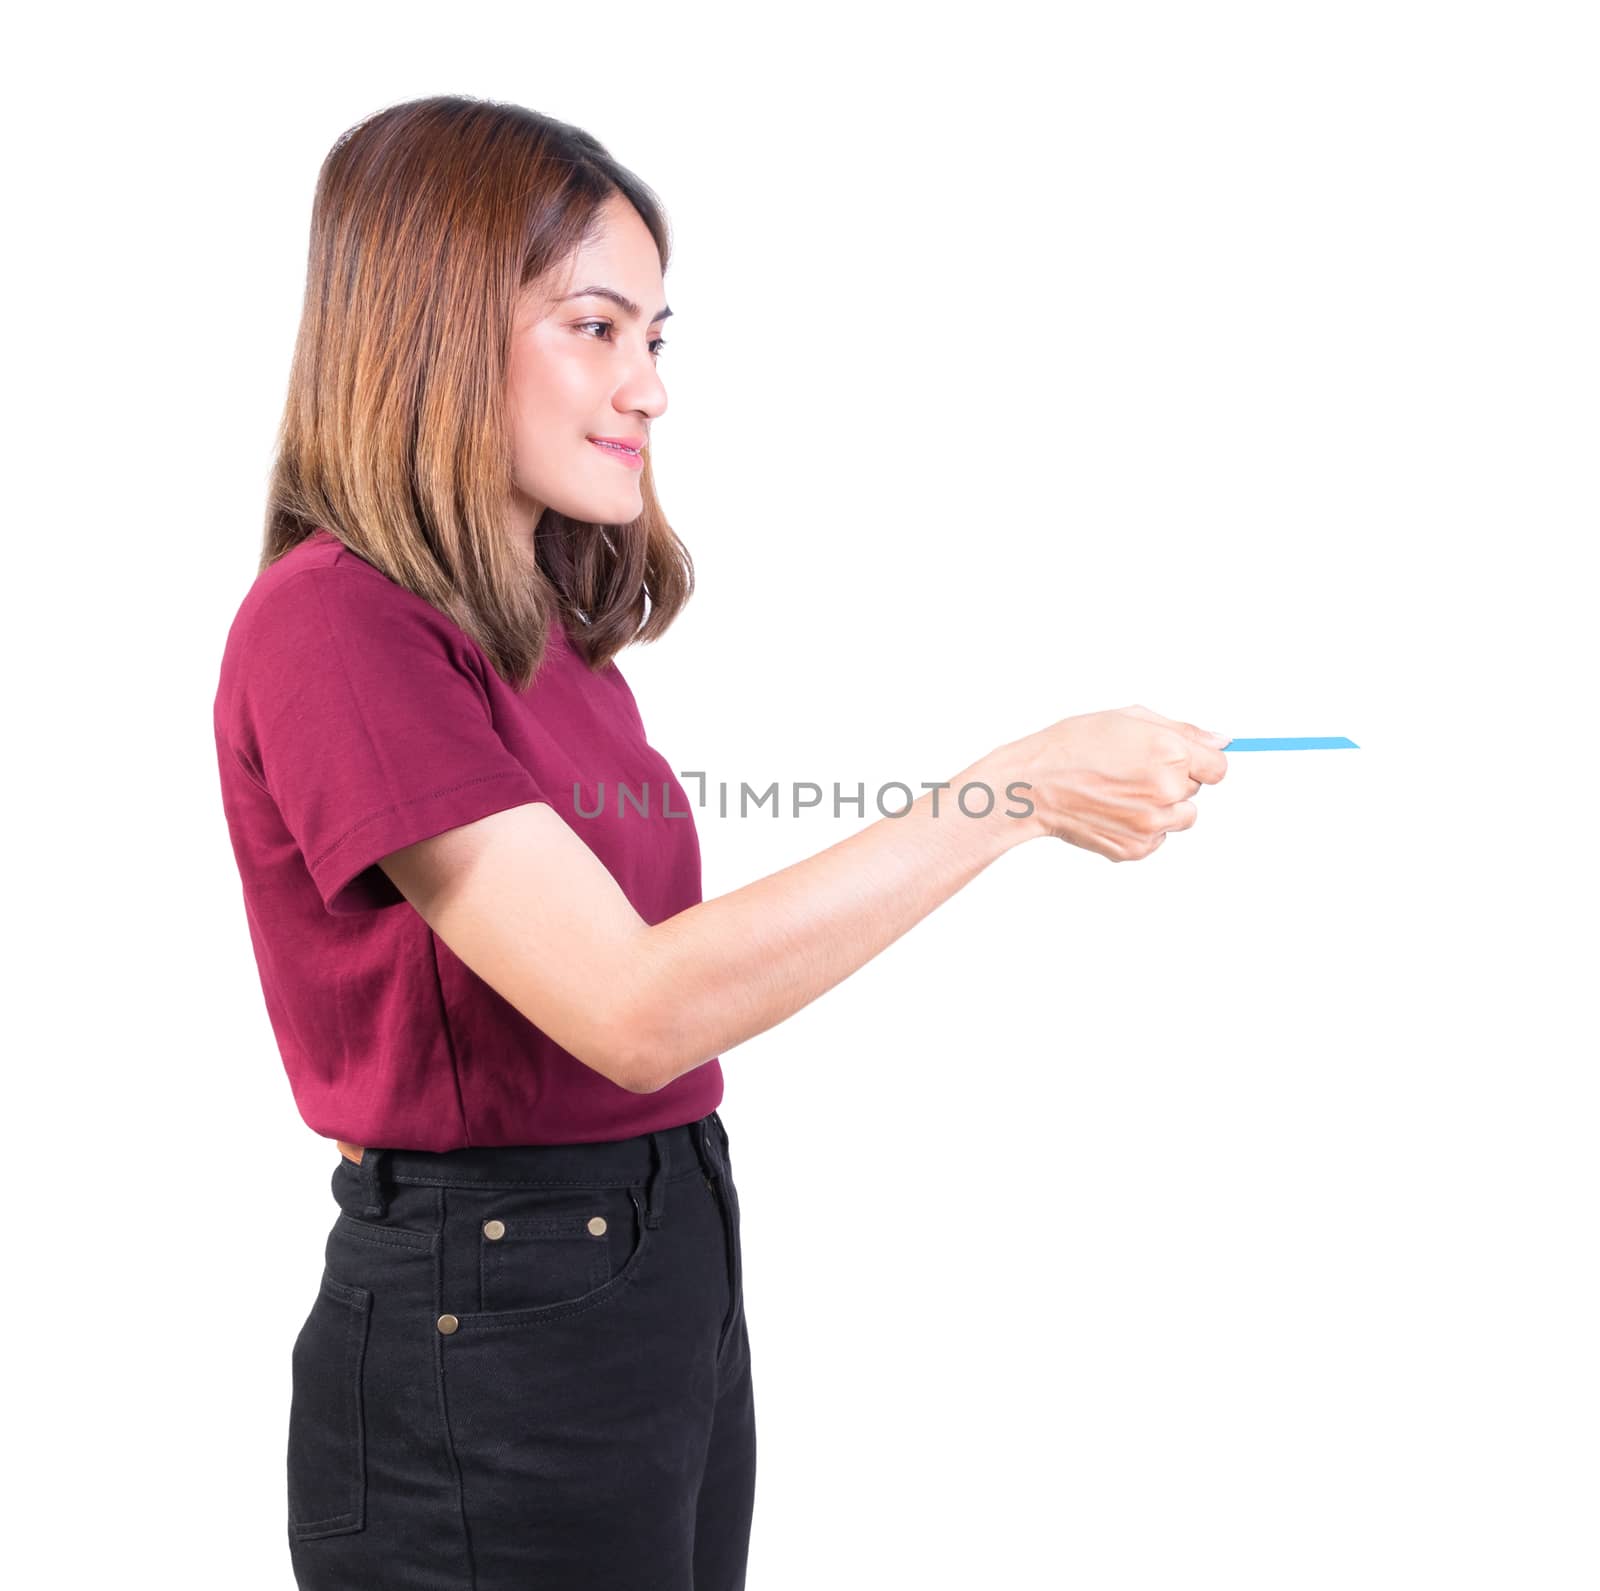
952, 747, 1044, 852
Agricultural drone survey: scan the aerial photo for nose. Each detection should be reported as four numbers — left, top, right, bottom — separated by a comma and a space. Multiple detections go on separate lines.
615, 355, 667, 424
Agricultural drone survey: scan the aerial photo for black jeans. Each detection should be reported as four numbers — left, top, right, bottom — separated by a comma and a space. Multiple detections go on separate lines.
286, 1108, 755, 1589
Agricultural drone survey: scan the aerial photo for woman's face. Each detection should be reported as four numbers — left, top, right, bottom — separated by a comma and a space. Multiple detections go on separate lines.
507, 192, 670, 542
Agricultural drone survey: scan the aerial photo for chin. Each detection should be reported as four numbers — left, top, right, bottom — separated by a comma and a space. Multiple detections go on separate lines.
550, 490, 642, 526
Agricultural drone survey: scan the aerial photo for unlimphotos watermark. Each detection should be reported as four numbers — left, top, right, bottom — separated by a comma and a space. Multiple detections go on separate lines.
565, 774, 1036, 820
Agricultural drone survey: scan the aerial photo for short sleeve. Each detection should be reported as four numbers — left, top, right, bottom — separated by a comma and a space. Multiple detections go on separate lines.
225, 566, 548, 914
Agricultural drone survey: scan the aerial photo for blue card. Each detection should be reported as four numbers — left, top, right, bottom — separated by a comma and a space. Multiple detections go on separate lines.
1218, 737, 1359, 751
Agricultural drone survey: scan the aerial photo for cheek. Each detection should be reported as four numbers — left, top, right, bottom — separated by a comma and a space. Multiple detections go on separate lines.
508, 350, 595, 453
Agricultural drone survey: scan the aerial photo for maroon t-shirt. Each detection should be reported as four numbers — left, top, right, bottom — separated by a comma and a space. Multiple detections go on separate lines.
213, 528, 722, 1149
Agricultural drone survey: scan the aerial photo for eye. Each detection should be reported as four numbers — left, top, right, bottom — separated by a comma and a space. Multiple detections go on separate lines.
577, 319, 668, 358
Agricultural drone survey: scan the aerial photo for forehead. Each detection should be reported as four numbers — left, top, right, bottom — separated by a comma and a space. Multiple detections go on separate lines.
522, 199, 664, 322
571, 195, 659, 274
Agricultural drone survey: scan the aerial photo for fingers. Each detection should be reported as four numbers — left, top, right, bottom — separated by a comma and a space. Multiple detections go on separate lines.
1051, 707, 1224, 860
1162, 798, 1199, 833
1118, 704, 1231, 777
1187, 743, 1229, 784
1121, 703, 1222, 741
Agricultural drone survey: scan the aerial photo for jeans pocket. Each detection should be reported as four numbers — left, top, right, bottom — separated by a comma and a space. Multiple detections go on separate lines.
478, 1183, 646, 1316
287, 1269, 372, 1542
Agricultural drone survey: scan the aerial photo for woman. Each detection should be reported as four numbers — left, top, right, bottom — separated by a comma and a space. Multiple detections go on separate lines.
212, 94, 1230, 1591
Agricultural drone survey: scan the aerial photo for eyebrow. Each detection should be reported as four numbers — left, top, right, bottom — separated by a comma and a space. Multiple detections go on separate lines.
561, 286, 673, 324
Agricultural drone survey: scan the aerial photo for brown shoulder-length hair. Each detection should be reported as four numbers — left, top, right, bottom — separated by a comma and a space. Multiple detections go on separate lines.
261, 95, 693, 685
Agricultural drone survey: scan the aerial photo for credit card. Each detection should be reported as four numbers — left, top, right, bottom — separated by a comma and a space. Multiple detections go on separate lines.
1217, 737, 1359, 750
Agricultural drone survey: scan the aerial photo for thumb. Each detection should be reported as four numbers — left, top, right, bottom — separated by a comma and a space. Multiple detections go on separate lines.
1120, 704, 1231, 747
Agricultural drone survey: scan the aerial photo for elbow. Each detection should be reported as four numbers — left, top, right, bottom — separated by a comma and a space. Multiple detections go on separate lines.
603, 998, 695, 1096
591, 1004, 665, 1095
600, 1028, 653, 1093
611, 1040, 668, 1096
566, 1023, 657, 1095
568, 1032, 659, 1095
603, 941, 676, 1093
597, 935, 704, 1094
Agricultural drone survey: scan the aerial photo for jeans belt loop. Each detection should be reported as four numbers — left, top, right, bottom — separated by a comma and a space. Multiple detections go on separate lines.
357, 1145, 388, 1219
643, 1129, 670, 1229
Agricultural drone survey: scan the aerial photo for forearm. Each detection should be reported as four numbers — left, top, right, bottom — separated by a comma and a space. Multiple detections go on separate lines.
627, 751, 1041, 1090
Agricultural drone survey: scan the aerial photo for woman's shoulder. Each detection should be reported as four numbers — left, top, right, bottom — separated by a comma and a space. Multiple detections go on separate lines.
252, 526, 388, 601
229, 529, 460, 647
216, 530, 489, 732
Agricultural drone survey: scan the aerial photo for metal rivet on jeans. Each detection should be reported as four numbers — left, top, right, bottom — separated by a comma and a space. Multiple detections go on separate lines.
483, 1219, 506, 1240
587, 1216, 607, 1236
437, 1314, 459, 1335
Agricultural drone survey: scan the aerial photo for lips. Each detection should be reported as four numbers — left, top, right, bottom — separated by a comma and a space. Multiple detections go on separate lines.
588, 435, 644, 454
588, 435, 646, 472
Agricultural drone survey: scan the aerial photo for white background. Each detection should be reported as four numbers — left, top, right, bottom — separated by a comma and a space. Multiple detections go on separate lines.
8, 2, 1596, 1587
